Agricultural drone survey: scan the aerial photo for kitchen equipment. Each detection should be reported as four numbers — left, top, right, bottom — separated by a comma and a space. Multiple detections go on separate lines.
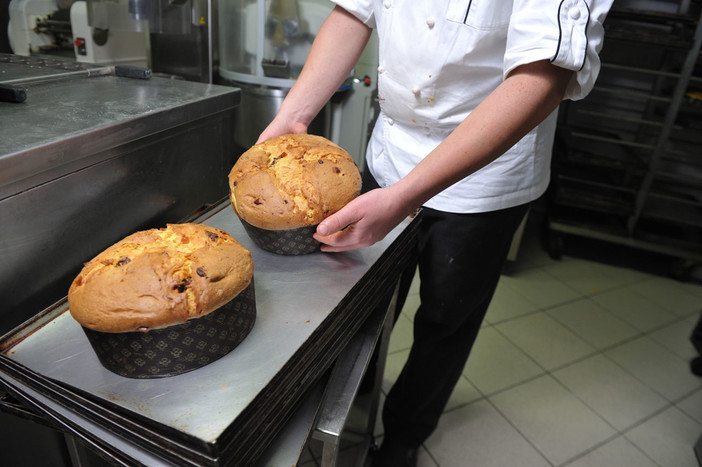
69, 0, 149, 67
77, 0, 216, 82
218, 0, 379, 164
7, 0, 75, 56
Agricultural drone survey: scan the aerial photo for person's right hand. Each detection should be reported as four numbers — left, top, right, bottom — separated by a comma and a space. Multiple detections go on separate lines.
256, 117, 308, 144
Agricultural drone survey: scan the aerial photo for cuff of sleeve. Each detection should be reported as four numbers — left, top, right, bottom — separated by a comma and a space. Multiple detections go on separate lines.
505, 0, 605, 101
331, 0, 376, 28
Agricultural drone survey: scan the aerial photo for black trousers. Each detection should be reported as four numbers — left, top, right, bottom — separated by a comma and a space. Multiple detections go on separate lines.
363, 170, 529, 445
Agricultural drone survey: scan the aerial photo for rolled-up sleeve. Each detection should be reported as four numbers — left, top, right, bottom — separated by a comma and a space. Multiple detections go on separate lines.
332, 0, 376, 28
504, 0, 614, 100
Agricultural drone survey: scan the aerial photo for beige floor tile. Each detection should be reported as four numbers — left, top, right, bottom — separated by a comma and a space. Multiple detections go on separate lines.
500, 267, 583, 310
625, 406, 702, 467
627, 277, 702, 318
444, 376, 482, 412
425, 399, 550, 467
494, 311, 597, 371
648, 319, 700, 360
540, 257, 625, 296
591, 287, 679, 332
553, 354, 669, 431
680, 280, 702, 298
579, 260, 652, 287
562, 436, 658, 467
485, 279, 541, 324
605, 336, 702, 402
489, 375, 616, 466
463, 326, 544, 396
676, 388, 702, 425
547, 297, 639, 350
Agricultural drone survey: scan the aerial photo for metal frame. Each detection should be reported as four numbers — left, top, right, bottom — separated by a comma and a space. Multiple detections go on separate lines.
311, 281, 399, 467
547, 2, 702, 263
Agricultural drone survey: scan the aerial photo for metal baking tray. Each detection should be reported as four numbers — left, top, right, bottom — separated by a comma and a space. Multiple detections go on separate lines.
0, 361, 326, 467
0, 200, 418, 465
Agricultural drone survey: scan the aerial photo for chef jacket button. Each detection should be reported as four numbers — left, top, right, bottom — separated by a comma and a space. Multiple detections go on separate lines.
426, 16, 435, 28
378, 65, 385, 74
423, 126, 431, 135
387, 117, 395, 125
569, 8, 581, 20
412, 85, 420, 95
384, 0, 392, 8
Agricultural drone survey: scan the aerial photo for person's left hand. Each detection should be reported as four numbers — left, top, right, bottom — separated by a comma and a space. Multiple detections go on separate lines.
313, 187, 412, 252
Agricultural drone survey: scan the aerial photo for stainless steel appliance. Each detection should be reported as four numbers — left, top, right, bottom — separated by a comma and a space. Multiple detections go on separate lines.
7, 0, 76, 56
79, 0, 216, 82
7, 0, 217, 83
218, 0, 379, 164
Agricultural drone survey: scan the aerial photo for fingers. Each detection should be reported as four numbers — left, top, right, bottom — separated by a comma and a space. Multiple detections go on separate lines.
313, 199, 368, 251
320, 193, 369, 235
256, 126, 282, 144
314, 214, 358, 251
314, 191, 391, 252
314, 225, 372, 252
317, 212, 350, 237
257, 120, 309, 144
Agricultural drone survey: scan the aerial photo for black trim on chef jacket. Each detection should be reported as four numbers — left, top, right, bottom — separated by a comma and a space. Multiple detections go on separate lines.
463, 0, 474, 23
553, 0, 591, 71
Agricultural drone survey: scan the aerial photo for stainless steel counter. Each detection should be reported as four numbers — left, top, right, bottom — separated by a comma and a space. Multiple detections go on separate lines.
0, 200, 419, 466
0, 54, 241, 334
0, 54, 239, 200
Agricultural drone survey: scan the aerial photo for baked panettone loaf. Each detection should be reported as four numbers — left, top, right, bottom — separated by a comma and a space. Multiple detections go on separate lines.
228, 134, 362, 230
68, 223, 254, 333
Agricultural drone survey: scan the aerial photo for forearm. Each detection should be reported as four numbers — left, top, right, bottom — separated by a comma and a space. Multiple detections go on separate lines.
389, 60, 574, 212
274, 6, 372, 129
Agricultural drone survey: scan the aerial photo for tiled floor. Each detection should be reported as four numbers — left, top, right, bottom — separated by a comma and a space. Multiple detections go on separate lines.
379, 218, 702, 467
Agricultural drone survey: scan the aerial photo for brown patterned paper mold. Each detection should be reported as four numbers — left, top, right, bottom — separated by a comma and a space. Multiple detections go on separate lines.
80, 283, 256, 378
68, 223, 255, 378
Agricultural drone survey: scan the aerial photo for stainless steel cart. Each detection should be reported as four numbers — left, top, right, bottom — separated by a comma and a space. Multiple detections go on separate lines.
0, 201, 418, 466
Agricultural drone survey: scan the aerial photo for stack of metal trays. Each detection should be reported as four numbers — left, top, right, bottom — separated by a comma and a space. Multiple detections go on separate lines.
0, 201, 419, 466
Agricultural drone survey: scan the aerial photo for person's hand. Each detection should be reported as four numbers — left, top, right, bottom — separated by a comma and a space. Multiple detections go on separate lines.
256, 117, 308, 144
313, 187, 413, 252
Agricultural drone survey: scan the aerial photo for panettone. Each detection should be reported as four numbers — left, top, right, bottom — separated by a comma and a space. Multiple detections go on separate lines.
228, 134, 362, 231
68, 223, 254, 333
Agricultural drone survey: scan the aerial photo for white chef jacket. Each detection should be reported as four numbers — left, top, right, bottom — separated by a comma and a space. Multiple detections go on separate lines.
332, 0, 612, 213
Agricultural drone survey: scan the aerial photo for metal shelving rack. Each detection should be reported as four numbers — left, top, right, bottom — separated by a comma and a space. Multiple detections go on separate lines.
547, 0, 702, 273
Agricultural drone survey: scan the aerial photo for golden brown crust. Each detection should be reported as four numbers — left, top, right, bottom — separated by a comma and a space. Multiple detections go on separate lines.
68, 223, 254, 333
228, 134, 362, 230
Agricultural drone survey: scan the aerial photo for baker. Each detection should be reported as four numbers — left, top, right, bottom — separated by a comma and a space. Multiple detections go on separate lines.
257, 1, 614, 465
